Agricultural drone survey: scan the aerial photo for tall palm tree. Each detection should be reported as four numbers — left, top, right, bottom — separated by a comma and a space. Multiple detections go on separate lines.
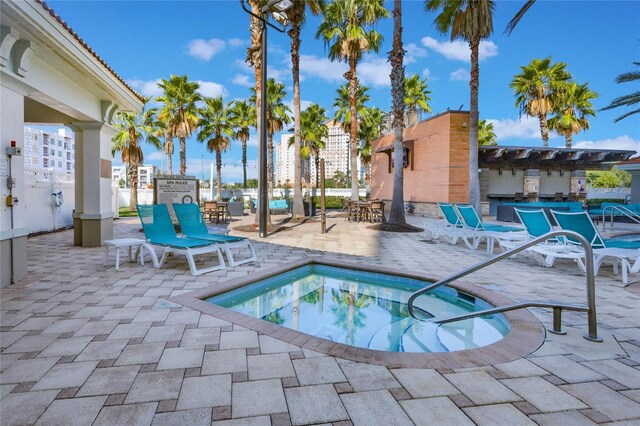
156, 75, 202, 176
289, 103, 329, 202
229, 99, 255, 189
389, 0, 406, 225
425, 0, 495, 215
358, 106, 385, 188
155, 115, 174, 174
549, 82, 597, 148
288, 0, 325, 219
112, 100, 161, 210
404, 73, 432, 125
601, 61, 640, 122
505, 0, 536, 35
251, 79, 291, 197
510, 57, 571, 147
197, 96, 235, 200
317, 0, 389, 201
333, 82, 370, 134
478, 119, 497, 146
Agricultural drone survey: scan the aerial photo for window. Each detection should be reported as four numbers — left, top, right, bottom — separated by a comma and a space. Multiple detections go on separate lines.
58, 151, 62, 157
43, 158, 49, 167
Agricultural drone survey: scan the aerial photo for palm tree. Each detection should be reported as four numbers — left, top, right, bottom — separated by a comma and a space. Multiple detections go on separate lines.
229, 100, 255, 189
251, 79, 291, 197
316, 0, 389, 201
425, 0, 495, 215
156, 75, 202, 176
288, 0, 325, 219
404, 73, 432, 125
388, 0, 406, 225
510, 57, 571, 147
156, 115, 174, 174
358, 106, 385, 189
197, 96, 235, 200
333, 82, 370, 134
478, 119, 497, 146
601, 61, 640, 122
549, 82, 597, 148
505, 0, 536, 35
112, 100, 162, 210
288, 103, 329, 202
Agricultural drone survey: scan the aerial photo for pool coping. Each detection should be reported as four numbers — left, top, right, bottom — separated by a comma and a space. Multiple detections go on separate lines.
171, 258, 546, 369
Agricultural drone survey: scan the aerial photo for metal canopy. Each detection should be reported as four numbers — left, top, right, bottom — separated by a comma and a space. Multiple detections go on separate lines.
479, 146, 635, 171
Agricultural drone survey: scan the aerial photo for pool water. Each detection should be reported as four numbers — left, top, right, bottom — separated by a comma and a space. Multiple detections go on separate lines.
609, 233, 640, 243
208, 265, 510, 353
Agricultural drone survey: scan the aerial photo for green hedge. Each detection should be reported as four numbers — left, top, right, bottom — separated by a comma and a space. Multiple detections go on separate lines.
311, 196, 348, 209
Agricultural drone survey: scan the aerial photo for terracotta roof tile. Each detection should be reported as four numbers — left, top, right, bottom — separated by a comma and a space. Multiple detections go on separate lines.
36, 0, 144, 103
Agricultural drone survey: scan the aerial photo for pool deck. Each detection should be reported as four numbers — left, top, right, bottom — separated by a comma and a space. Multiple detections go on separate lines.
1, 212, 639, 425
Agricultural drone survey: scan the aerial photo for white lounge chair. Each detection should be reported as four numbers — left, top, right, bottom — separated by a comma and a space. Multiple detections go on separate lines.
455, 204, 526, 254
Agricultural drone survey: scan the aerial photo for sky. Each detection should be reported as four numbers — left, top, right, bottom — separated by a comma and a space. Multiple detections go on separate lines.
46, 0, 640, 182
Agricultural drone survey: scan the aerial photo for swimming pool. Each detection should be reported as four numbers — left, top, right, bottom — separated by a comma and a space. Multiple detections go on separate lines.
608, 232, 640, 243
207, 264, 510, 353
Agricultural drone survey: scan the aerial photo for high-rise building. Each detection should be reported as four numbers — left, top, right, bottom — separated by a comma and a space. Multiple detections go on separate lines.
112, 165, 157, 188
275, 120, 361, 187
24, 127, 75, 173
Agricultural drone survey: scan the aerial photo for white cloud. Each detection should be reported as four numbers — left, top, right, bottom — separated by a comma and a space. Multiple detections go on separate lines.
299, 55, 348, 82
145, 151, 165, 162
421, 36, 498, 62
234, 58, 252, 73
267, 66, 290, 82
187, 38, 225, 61
488, 116, 543, 140
405, 42, 428, 64
573, 135, 640, 154
284, 99, 314, 120
359, 56, 391, 87
188, 158, 258, 182
449, 68, 470, 81
127, 79, 163, 98
228, 38, 246, 48
196, 80, 228, 98
232, 74, 254, 88
421, 68, 433, 80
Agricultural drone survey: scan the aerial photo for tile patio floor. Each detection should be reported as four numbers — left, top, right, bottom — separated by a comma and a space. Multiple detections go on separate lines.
1, 212, 639, 425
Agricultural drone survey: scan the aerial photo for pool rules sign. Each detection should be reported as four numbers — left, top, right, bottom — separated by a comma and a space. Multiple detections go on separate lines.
154, 175, 200, 218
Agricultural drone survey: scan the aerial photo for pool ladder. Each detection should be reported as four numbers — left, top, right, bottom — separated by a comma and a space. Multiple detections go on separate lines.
407, 230, 602, 342
601, 205, 640, 232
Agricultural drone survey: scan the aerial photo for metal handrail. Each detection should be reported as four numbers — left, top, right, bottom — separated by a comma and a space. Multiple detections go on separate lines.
601, 205, 640, 232
407, 230, 602, 342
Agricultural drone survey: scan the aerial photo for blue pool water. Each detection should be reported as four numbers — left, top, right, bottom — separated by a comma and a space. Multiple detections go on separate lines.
609, 233, 640, 243
207, 265, 510, 353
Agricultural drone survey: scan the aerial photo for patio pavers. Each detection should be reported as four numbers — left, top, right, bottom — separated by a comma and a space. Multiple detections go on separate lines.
1, 214, 639, 424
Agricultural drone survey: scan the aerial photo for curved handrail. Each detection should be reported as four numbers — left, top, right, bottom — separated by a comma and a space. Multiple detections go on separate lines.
407, 230, 600, 341
601, 205, 640, 231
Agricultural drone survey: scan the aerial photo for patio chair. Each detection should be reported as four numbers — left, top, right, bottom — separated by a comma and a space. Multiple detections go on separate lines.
513, 208, 586, 270
203, 201, 224, 223
426, 203, 475, 248
173, 203, 257, 267
567, 192, 578, 202
526, 192, 538, 202
514, 192, 524, 202
455, 204, 525, 254
137, 204, 225, 276
368, 201, 385, 223
554, 192, 564, 202
551, 210, 640, 284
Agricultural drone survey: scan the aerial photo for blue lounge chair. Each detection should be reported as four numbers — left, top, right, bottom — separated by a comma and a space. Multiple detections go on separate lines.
455, 204, 525, 254
137, 204, 225, 276
423, 203, 474, 248
551, 210, 640, 284
514, 208, 585, 270
173, 203, 257, 267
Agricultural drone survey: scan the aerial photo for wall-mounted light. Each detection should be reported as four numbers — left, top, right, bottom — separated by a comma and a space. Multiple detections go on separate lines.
462, 122, 467, 128
498, 168, 503, 175
512, 169, 517, 176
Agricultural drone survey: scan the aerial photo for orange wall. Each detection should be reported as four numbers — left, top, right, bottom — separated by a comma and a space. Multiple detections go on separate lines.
370, 111, 470, 203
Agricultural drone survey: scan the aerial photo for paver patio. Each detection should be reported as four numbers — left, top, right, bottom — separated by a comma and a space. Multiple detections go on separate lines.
1, 212, 639, 425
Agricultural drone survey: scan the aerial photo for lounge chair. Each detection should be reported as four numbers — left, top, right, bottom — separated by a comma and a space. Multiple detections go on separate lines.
137, 204, 226, 276
513, 208, 586, 270
551, 210, 640, 284
424, 203, 474, 248
455, 204, 525, 254
173, 203, 257, 267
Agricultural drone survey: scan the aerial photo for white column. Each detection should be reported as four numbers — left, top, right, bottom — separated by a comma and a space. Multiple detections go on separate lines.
71, 121, 115, 247
0, 85, 27, 286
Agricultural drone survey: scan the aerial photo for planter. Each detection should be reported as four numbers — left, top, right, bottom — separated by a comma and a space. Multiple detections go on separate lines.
303, 200, 317, 217
226, 202, 244, 217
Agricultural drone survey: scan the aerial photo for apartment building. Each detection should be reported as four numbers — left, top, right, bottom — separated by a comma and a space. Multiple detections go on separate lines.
112, 165, 156, 188
24, 127, 75, 173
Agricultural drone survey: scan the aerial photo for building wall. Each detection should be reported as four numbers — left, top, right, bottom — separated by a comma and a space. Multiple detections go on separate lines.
487, 169, 524, 194
24, 127, 75, 173
112, 165, 156, 188
370, 111, 470, 203
539, 171, 571, 194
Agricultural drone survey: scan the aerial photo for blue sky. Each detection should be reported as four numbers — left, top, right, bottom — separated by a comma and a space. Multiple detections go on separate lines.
48, 0, 640, 182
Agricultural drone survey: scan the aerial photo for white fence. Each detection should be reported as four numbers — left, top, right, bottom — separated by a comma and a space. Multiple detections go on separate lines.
25, 169, 75, 234
586, 187, 631, 200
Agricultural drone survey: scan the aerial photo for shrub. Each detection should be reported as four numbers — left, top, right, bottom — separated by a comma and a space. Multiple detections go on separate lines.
312, 196, 348, 209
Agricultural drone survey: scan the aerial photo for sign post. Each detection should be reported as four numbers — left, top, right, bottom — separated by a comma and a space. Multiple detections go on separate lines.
153, 175, 200, 220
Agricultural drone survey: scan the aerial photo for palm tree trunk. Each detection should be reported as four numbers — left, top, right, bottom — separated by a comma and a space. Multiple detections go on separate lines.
305, 157, 311, 203
129, 163, 139, 211
539, 113, 550, 147
389, 0, 406, 225
179, 137, 186, 176
216, 149, 223, 200
315, 154, 320, 189
347, 60, 359, 201
242, 139, 247, 190
290, 23, 305, 219
167, 152, 172, 175
468, 38, 481, 215
566, 134, 572, 148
